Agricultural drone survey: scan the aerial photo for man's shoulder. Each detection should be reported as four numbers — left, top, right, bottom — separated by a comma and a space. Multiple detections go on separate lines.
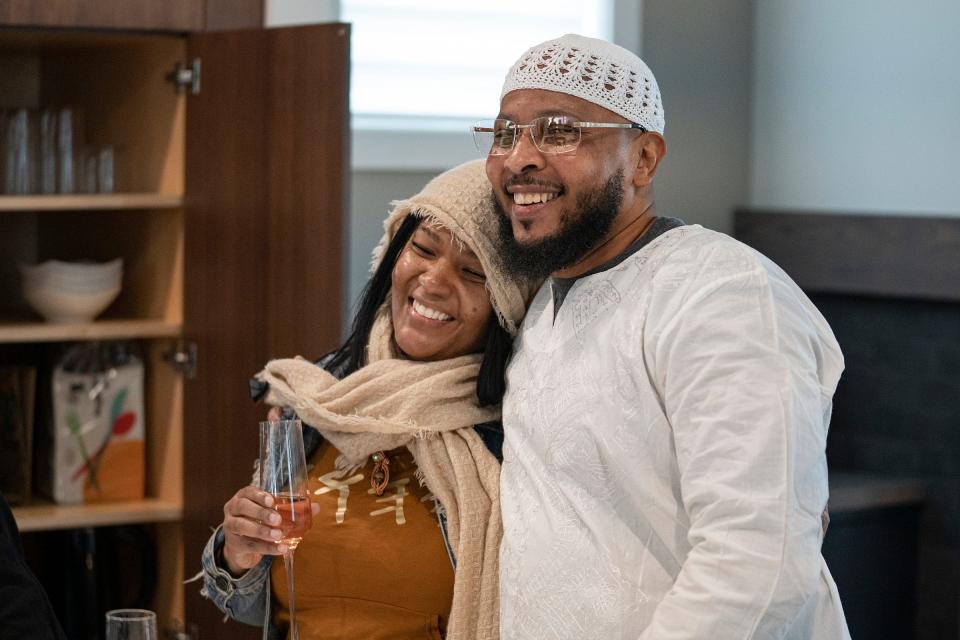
655, 225, 768, 274
660, 224, 750, 253
638, 225, 790, 307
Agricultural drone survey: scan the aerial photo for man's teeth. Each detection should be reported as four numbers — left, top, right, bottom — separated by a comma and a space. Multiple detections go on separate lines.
512, 192, 558, 205
412, 299, 452, 321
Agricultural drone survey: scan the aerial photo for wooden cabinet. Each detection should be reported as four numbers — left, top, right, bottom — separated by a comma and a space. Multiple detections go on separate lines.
1, 21, 348, 638
0, 0, 262, 32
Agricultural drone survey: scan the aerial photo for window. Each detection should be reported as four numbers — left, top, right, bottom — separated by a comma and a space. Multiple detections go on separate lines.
343, 0, 639, 170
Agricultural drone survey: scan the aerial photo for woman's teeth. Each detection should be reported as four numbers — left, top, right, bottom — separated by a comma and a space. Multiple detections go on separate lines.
513, 192, 557, 205
412, 299, 452, 321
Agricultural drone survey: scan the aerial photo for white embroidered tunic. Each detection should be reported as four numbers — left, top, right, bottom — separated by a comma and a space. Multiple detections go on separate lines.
500, 225, 851, 639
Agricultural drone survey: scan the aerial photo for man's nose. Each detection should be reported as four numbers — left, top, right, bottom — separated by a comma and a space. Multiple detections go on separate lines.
503, 127, 546, 175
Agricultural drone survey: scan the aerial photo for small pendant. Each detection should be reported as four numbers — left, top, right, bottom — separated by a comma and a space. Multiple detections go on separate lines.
371, 450, 390, 496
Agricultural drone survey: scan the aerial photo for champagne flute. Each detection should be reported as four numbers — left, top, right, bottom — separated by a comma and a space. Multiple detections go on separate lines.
259, 419, 312, 640
105, 609, 157, 640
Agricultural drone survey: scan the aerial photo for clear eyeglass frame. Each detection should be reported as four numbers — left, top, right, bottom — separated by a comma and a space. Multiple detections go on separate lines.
472, 115, 647, 156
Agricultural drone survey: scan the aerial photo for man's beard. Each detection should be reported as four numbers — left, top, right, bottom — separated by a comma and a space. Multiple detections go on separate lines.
493, 169, 624, 280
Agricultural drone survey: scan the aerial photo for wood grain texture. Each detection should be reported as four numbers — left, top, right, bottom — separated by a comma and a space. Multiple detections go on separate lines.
183, 27, 270, 640
734, 209, 960, 301
264, 23, 349, 359
0, 0, 262, 32
203, 0, 262, 31
0, 0, 203, 31
183, 24, 347, 638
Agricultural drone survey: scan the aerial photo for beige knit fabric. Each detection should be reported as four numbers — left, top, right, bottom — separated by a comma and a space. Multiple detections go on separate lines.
372, 158, 534, 336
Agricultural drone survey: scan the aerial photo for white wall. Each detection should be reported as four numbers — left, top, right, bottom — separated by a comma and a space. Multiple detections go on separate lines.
263, 0, 338, 26
750, 0, 960, 215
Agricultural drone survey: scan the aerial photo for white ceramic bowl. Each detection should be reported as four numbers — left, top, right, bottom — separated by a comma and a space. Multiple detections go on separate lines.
19, 259, 123, 323
22, 284, 121, 323
21, 274, 119, 295
20, 259, 122, 290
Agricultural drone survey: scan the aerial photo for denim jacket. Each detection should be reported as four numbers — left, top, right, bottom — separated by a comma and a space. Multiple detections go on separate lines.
198, 419, 504, 640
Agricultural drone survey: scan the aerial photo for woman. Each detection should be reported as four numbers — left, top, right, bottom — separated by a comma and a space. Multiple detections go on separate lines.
198, 160, 534, 640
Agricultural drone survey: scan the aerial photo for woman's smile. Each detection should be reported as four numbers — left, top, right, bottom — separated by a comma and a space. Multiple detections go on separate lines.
410, 298, 453, 322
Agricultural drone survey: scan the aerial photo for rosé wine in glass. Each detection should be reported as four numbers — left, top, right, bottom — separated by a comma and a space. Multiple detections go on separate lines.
273, 492, 313, 548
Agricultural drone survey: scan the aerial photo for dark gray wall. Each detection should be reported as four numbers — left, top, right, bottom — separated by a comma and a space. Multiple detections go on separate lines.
642, 0, 754, 233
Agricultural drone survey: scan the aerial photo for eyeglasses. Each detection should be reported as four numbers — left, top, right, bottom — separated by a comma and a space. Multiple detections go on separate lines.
473, 115, 647, 156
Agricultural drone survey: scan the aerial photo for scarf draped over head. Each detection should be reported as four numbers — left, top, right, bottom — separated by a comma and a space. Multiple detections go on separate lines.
255, 160, 533, 640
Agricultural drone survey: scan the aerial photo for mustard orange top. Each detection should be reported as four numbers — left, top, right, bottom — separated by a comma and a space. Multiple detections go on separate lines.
271, 441, 454, 639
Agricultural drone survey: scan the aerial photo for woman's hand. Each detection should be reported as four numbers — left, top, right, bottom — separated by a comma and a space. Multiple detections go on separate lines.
220, 406, 314, 576
220, 483, 321, 576
220, 486, 289, 576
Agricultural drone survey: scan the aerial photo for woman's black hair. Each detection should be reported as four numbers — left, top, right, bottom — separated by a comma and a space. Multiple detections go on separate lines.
325, 213, 422, 376
324, 213, 513, 406
476, 312, 512, 406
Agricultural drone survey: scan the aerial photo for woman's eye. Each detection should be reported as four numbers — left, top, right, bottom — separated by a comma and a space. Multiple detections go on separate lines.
411, 241, 434, 256
463, 268, 486, 281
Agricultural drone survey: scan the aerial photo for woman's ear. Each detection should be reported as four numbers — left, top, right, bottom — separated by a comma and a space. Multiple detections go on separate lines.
631, 132, 667, 188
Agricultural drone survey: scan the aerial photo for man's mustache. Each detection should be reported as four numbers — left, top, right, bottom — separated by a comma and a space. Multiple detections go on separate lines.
503, 175, 563, 191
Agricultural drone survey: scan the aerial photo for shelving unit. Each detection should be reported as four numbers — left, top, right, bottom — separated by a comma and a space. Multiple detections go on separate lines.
1, 14, 348, 639
0, 193, 183, 211
1, 28, 187, 626
0, 319, 181, 343
12, 497, 183, 532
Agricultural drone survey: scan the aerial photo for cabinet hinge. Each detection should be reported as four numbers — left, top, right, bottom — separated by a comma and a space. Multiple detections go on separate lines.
163, 340, 197, 379
168, 58, 202, 95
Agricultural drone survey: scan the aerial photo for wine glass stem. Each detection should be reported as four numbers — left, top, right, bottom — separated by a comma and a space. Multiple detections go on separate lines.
283, 550, 298, 640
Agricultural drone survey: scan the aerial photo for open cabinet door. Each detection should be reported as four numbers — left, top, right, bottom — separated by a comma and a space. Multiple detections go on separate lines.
182, 23, 349, 638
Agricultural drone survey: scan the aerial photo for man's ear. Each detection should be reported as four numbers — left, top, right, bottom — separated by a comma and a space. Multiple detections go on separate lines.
631, 132, 666, 188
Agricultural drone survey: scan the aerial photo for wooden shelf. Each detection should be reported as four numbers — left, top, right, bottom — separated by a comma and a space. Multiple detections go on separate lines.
0, 319, 181, 343
12, 498, 183, 532
0, 193, 182, 212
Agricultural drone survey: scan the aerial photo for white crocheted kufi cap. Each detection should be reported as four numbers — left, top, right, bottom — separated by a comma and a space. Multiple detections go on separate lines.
370, 159, 536, 336
501, 33, 665, 134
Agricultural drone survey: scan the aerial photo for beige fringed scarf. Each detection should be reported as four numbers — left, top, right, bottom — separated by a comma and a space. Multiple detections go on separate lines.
256, 304, 503, 640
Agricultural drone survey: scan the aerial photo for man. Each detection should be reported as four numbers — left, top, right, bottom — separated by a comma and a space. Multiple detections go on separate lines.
481, 34, 851, 638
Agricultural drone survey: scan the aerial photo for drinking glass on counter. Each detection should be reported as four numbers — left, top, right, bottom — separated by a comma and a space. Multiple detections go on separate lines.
75, 144, 116, 194
98, 145, 115, 193
105, 608, 157, 640
39, 108, 57, 194
56, 107, 75, 193
3, 108, 36, 194
0, 106, 117, 194
258, 419, 312, 640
